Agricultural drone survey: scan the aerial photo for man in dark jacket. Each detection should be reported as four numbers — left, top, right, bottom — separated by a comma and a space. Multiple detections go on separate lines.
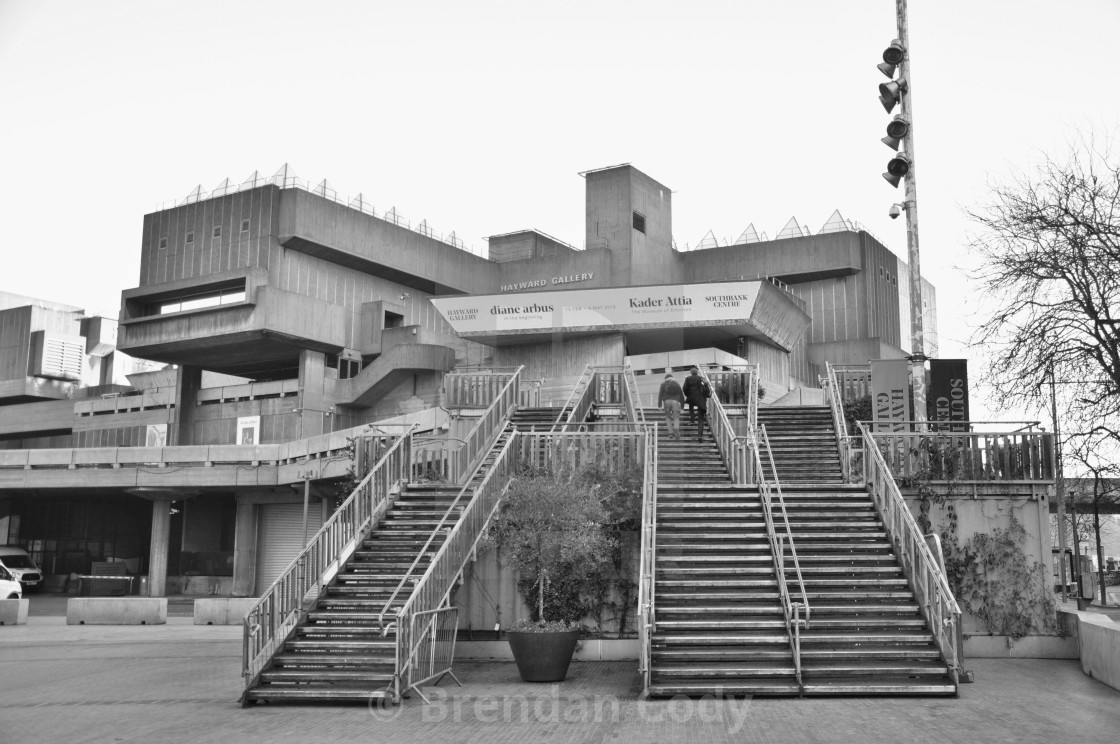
657, 373, 685, 440
681, 367, 709, 441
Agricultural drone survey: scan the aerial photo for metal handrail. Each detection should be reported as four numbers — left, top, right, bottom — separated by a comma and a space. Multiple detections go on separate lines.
241, 426, 415, 688
449, 366, 524, 482
636, 425, 658, 690
621, 365, 648, 429
857, 421, 963, 684
749, 424, 809, 691
391, 434, 520, 701
696, 368, 752, 484
822, 362, 857, 482
746, 365, 759, 433
552, 364, 594, 431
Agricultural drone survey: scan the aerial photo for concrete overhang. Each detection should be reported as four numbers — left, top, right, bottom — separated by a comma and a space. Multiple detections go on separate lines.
431, 280, 810, 351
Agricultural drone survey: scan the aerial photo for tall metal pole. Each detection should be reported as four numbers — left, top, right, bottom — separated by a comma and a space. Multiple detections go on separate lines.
896, 0, 927, 423
1050, 370, 1069, 601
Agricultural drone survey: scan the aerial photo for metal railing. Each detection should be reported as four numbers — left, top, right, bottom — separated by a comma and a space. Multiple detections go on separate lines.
868, 428, 1054, 482
696, 368, 752, 484
159, 170, 484, 256
444, 370, 519, 409
448, 366, 524, 483
402, 606, 461, 704
389, 434, 520, 701
749, 425, 809, 692
857, 422, 962, 685
554, 366, 630, 432
822, 362, 858, 482
636, 419, 659, 691
621, 365, 647, 429
241, 426, 415, 689
553, 364, 594, 432
519, 378, 543, 408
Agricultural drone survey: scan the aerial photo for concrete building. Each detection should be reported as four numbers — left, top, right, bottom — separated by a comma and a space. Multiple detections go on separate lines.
0, 163, 937, 598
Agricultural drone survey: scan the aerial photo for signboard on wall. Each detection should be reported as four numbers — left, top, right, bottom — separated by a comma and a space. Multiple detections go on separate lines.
928, 359, 969, 432
430, 281, 763, 336
145, 424, 167, 447
870, 359, 910, 432
237, 416, 261, 445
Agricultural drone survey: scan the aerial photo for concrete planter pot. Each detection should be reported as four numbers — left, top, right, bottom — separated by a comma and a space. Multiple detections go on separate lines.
507, 630, 580, 682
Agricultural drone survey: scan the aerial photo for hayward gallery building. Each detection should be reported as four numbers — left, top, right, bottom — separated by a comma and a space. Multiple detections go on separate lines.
0, 163, 936, 597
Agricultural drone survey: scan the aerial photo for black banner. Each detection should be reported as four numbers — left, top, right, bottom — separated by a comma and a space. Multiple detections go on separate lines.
928, 359, 969, 431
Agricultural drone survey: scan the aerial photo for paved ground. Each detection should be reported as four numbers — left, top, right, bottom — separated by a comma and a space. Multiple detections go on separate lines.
2, 615, 1119, 744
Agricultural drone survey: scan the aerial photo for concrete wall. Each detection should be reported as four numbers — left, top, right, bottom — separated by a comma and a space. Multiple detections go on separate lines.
1063, 609, 1120, 692
903, 486, 1053, 637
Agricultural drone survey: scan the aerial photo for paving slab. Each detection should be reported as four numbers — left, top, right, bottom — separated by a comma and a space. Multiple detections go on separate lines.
1, 615, 1119, 744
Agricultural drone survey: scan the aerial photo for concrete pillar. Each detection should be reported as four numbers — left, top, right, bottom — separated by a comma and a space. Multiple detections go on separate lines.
173, 365, 203, 446
298, 350, 328, 438
148, 499, 173, 598
232, 500, 258, 597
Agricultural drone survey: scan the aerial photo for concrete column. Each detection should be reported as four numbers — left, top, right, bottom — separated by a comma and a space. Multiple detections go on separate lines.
232, 500, 258, 597
173, 365, 203, 446
148, 499, 173, 598
298, 350, 327, 439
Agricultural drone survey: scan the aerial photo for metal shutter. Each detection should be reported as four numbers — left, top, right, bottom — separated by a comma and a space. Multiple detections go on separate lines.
255, 504, 324, 594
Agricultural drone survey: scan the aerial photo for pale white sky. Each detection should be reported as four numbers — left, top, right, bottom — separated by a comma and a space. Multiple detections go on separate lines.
1, 0, 1117, 419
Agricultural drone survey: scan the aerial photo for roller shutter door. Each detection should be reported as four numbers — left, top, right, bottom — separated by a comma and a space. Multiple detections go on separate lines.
255, 503, 324, 594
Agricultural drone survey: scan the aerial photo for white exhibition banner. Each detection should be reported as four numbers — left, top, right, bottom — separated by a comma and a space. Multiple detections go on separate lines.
430, 281, 762, 336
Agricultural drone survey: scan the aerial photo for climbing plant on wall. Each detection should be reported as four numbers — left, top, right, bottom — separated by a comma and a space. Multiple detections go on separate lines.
903, 435, 1059, 640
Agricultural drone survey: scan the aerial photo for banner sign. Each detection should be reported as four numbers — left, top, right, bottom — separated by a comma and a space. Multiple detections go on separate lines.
928, 359, 969, 432
870, 359, 910, 432
431, 281, 762, 336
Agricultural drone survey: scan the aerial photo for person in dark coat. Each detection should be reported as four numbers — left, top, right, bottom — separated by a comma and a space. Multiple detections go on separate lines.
657, 373, 685, 440
681, 366, 710, 441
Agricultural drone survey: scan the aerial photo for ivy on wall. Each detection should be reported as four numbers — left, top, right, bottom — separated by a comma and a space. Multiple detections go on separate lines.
904, 436, 1059, 640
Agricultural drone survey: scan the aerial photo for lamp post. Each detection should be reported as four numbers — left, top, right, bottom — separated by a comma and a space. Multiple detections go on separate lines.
879, 0, 927, 421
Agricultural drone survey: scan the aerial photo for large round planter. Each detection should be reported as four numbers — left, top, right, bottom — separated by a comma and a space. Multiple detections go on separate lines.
507, 630, 580, 682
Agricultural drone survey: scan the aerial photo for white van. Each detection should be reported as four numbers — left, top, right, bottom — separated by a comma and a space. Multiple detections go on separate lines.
0, 564, 21, 600
0, 547, 42, 592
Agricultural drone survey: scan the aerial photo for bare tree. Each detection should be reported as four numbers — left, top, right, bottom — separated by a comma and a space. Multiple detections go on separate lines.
967, 134, 1120, 455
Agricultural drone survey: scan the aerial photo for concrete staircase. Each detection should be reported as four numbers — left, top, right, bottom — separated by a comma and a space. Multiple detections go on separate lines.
756, 406, 842, 483
245, 482, 461, 703
645, 404, 957, 697
644, 408, 729, 484
781, 484, 956, 695
244, 406, 549, 704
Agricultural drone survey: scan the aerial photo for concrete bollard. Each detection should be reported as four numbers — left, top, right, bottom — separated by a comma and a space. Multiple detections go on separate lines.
0, 599, 29, 625
66, 597, 167, 625
193, 598, 257, 625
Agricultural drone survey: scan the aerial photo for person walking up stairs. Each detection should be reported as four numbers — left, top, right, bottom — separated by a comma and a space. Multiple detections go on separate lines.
657, 373, 685, 440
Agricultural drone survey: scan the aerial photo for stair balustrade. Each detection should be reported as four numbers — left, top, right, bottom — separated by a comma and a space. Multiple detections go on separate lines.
749, 425, 810, 692
448, 366, 524, 483
636, 419, 659, 692
242, 426, 416, 691
696, 368, 752, 484
386, 433, 519, 701
621, 365, 647, 429
822, 362, 860, 482
552, 364, 594, 432
856, 422, 963, 685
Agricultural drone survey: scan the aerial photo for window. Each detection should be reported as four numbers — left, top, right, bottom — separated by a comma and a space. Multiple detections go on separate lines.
158, 237, 168, 249
240, 219, 250, 232
151, 284, 247, 315
633, 211, 646, 233
185, 231, 194, 244
212, 225, 222, 239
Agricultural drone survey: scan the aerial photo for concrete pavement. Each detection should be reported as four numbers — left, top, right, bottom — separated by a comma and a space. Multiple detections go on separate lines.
3, 614, 1120, 744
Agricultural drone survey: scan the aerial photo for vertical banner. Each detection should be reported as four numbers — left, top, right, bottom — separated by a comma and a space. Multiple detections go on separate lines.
870, 360, 910, 432
928, 359, 969, 432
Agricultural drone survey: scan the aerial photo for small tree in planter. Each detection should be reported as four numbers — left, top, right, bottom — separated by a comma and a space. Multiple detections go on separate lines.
483, 465, 634, 681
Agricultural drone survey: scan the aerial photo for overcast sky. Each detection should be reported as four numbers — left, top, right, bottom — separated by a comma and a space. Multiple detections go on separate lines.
2, 0, 1117, 417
